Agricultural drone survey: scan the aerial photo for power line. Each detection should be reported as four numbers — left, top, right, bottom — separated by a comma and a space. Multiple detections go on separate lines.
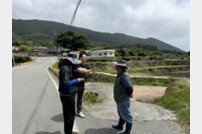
68, 0, 82, 30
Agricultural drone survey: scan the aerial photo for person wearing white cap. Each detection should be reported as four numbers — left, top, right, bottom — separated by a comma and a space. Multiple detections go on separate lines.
58, 57, 85, 134
112, 59, 134, 134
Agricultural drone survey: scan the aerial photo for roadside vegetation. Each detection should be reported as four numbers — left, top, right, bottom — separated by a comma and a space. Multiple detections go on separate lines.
12, 56, 32, 66
52, 62, 59, 70
151, 80, 190, 134
83, 92, 103, 105
98, 65, 189, 73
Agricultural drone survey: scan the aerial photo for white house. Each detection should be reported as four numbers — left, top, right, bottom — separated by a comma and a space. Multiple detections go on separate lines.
89, 50, 115, 58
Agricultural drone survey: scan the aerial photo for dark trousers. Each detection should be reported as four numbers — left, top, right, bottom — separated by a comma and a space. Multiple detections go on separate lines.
60, 95, 75, 134
77, 86, 85, 113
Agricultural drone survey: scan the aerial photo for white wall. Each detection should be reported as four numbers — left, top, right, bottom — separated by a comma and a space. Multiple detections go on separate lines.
89, 51, 115, 58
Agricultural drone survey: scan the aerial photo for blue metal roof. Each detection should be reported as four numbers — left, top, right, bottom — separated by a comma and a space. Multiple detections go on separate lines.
61, 48, 70, 51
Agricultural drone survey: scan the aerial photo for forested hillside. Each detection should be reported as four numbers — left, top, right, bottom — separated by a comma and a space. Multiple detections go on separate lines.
12, 19, 182, 51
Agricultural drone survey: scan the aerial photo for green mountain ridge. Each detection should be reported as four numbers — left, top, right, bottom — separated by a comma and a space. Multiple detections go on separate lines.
12, 19, 182, 51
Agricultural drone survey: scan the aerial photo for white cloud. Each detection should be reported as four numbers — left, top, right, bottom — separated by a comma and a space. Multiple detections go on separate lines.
12, 0, 190, 51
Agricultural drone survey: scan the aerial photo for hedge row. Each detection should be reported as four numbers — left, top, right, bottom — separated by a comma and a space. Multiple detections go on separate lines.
13, 56, 32, 63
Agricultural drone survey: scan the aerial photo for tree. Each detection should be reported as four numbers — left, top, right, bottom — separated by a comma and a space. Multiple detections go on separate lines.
138, 52, 147, 57
116, 49, 127, 58
128, 50, 136, 56
12, 41, 20, 47
187, 51, 190, 56
18, 45, 30, 52
56, 31, 89, 51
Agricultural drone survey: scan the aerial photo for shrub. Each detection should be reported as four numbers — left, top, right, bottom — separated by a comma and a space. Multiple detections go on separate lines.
123, 56, 131, 61
13, 56, 32, 63
18, 45, 30, 52
83, 92, 103, 105
138, 52, 147, 57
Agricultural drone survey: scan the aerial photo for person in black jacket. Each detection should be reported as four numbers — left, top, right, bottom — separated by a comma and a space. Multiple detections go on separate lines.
58, 57, 85, 134
73, 52, 93, 118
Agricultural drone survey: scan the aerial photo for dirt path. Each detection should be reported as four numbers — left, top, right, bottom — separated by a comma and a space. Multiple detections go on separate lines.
133, 85, 166, 102
85, 82, 166, 102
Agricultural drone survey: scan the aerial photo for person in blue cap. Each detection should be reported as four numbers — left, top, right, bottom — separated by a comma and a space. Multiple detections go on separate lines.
112, 59, 134, 134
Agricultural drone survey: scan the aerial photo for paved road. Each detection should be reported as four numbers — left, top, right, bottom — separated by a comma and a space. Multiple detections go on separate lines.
13, 57, 66, 134
13, 57, 184, 134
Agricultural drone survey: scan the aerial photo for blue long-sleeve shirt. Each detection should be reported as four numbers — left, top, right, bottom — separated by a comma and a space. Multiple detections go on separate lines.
118, 70, 133, 96
117, 70, 132, 88
64, 79, 78, 87
59, 65, 79, 96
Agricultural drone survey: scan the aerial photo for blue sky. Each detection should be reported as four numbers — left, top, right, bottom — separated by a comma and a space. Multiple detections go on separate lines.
12, 0, 190, 51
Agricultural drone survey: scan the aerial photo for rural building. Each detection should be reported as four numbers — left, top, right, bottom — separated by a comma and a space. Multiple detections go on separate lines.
88, 50, 115, 58
12, 47, 19, 51
29, 47, 57, 56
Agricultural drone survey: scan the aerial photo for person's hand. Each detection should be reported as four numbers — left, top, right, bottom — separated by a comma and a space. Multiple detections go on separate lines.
88, 70, 94, 75
130, 92, 134, 98
78, 78, 85, 82
85, 70, 93, 75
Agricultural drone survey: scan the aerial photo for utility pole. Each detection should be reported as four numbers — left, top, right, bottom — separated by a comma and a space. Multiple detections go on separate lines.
54, 30, 61, 59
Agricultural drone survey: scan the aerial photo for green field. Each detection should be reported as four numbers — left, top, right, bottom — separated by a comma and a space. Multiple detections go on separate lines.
52, 62, 178, 86
98, 65, 190, 73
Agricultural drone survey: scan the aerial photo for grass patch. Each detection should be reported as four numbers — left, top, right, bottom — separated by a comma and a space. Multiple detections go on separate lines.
164, 59, 182, 61
87, 73, 176, 86
87, 57, 117, 62
87, 73, 116, 83
97, 69, 116, 73
52, 62, 59, 70
129, 72, 168, 77
83, 92, 103, 105
152, 82, 190, 133
99, 65, 190, 74
130, 65, 189, 71
13, 56, 32, 65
